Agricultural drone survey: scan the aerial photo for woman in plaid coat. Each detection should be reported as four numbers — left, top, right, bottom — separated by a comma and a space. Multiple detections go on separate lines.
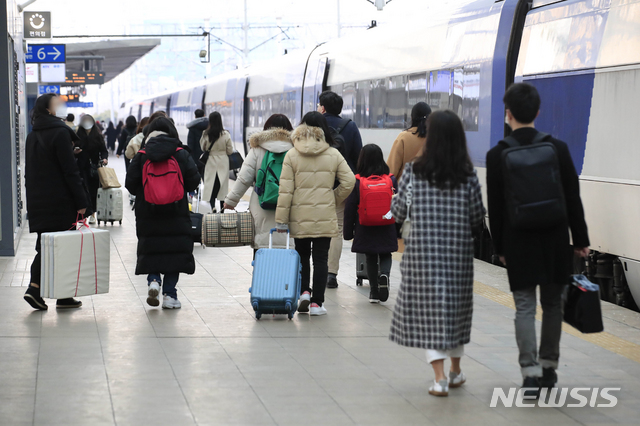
390, 110, 485, 397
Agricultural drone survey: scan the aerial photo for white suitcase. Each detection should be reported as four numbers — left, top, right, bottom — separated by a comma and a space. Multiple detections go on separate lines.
40, 227, 110, 299
97, 188, 124, 225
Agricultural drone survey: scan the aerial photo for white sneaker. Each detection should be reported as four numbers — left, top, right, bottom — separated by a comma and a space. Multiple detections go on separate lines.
449, 371, 466, 388
162, 295, 181, 309
89, 215, 97, 225
298, 291, 311, 313
146, 282, 160, 307
309, 303, 327, 316
428, 379, 449, 397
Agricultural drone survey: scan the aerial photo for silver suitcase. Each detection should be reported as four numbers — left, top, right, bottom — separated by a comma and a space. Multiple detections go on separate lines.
97, 188, 124, 225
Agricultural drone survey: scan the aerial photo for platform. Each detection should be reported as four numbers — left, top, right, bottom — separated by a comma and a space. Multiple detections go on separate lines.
1, 154, 639, 426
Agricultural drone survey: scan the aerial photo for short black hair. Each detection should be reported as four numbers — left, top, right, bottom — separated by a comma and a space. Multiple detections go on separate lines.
319, 91, 343, 115
195, 109, 205, 118
503, 83, 540, 124
66, 113, 75, 122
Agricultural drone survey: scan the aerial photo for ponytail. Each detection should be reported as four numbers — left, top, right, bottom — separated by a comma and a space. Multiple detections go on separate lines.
408, 102, 432, 138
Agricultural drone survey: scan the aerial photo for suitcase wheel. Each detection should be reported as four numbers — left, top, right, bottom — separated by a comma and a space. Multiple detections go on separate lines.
119, 220, 122, 225
255, 312, 262, 320
356, 278, 363, 286
288, 312, 294, 320
285, 301, 292, 313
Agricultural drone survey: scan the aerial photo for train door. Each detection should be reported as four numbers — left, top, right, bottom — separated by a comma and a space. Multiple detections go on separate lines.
301, 53, 328, 116
234, 77, 248, 154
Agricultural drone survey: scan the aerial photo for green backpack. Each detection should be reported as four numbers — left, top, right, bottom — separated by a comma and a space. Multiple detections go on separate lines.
255, 150, 288, 210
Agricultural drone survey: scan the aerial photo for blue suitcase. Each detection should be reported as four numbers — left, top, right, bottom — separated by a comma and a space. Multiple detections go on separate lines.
250, 229, 301, 320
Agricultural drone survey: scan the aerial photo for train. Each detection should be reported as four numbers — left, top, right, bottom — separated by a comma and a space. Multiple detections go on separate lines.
118, 0, 640, 310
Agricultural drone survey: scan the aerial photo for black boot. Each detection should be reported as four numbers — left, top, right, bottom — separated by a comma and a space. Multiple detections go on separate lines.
327, 274, 338, 289
522, 376, 540, 399
56, 298, 83, 309
539, 368, 557, 389
24, 285, 48, 310
378, 274, 389, 302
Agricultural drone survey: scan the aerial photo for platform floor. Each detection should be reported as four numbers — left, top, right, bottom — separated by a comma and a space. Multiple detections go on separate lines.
1, 155, 639, 426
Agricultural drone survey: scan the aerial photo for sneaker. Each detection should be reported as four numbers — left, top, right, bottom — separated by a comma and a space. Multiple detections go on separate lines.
56, 298, 82, 309
24, 285, 48, 310
378, 274, 389, 302
522, 376, 540, 399
162, 295, 181, 309
309, 303, 327, 316
327, 275, 338, 289
540, 368, 557, 389
147, 281, 160, 307
428, 379, 449, 397
369, 290, 380, 303
89, 215, 97, 225
298, 292, 311, 313
449, 370, 466, 388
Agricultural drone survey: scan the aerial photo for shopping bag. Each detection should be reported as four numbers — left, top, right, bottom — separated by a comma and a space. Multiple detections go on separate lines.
41, 221, 110, 299
563, 274, 604, 333
97, 166, 121, 188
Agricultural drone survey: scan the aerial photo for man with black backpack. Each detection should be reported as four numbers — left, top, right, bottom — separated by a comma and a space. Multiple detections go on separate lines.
318, 91, 363, 289
486, 83, 590, 398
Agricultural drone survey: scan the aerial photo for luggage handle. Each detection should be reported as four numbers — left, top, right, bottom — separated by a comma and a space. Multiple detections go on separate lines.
269, 228, 290, 250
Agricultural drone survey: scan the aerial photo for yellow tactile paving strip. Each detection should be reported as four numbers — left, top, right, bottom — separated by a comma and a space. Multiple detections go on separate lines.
391, 252, 640, 364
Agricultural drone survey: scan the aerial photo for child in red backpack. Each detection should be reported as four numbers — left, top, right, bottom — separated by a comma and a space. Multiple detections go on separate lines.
344, 144, 398, 303
125, 117, 201, 309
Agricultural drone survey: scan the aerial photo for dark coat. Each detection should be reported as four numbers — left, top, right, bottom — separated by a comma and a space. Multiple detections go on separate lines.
186, 117, 208, 164
105, 125, 119, 144
486, 127, 590, 291
116, 126, 136, 156
125, 132, 201, 275
25, 114, 91, 233
344, 176, 399, 254
325, 114, 363, 172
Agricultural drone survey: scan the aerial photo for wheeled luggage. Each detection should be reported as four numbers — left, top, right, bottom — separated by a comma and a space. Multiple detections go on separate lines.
563, 275, 604, 333
250, 229, 301, 320
190, 213, 203, 244
96, 187, 124, 225
40, 223, 110, 299
356, 253, 368, 286
201, 210, 254, 247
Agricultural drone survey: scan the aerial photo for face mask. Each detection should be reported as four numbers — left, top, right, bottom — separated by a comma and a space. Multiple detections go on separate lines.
81, 121, 94, 130
505, 114, 511, 128
54, 104, 68, 119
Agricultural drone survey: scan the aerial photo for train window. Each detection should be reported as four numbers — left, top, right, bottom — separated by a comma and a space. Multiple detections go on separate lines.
462, 66, 480, 132
429, 70, 452, 111
407, 73, 428, 110
385, 75, 407, 129
355, 80, 370, 129
370, 79, 387, 129
341, 82, 356, 123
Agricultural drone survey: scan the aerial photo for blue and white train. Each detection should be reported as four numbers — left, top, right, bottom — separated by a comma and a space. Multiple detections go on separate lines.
118, 0, 640, 309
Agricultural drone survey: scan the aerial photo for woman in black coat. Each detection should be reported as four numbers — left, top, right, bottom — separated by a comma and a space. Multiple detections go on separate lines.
105, 121, 119, 152
344, 144, 398, 303
24, 94, 91, 310
116, 115, 137, 171
76, 115, 108, 224
125, 117, 200, 309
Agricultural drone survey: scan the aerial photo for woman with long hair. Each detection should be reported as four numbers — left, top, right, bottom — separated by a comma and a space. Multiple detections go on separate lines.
224, 114, 295, 253
386, 102, 432, 179
116, 115, 137, 168
343, 144, 398, 303
76, 114, 108, 224
105, 121, 119, 152
23, 93, 90, 310
200, 111, 234, 212
389, 110, 485, 397
275, 111, 355, 316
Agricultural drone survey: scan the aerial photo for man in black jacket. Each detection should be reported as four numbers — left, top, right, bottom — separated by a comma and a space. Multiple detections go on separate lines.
318, 91, 363, 289
186, 109, 207, 165
486, 83, 590, 396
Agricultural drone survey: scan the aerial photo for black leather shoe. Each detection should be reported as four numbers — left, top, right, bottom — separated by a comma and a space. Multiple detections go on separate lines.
56, 298, 82, 309
24, 285, 48, 310
378, 275, 390, 302
327, 275, 338, 289
522, 376, 540, 399
540, 368, 557, 389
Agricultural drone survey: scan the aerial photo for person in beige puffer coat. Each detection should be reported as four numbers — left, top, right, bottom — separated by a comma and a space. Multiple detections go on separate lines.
276, 112, 355, 316
224, 114, 295, 251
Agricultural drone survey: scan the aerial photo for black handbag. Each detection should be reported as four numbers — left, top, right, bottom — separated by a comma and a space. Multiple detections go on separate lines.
229, 151, 244, 171
198, 139, 215, 176
563, 275, 604, 333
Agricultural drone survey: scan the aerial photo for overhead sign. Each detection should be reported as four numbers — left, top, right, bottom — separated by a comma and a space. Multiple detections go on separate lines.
66, 102, 94, 108
65, 71, 105, 86
24, 12, 52, 39
38, 85, 60, 95
26, 64, 39, 83
41, 64, 66, 83
26, 44, 65, 63
61, 94, 79, 102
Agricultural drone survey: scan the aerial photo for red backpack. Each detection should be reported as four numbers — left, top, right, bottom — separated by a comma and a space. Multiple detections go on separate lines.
139, 148, 185, 205
355, 174, 396, 227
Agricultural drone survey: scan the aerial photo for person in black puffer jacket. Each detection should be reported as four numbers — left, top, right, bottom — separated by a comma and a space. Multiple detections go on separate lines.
24, 93, 91, 310
125, 117, 200, 309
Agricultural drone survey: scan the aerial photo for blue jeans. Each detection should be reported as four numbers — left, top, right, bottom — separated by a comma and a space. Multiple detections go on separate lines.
148, 273, 179, 299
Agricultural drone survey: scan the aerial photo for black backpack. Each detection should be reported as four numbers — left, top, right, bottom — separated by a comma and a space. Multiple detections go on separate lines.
500, 132, 567, 229
328, 118, 351, 158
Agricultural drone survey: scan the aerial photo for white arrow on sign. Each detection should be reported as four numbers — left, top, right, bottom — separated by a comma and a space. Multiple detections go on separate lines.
51, 46, 61, 61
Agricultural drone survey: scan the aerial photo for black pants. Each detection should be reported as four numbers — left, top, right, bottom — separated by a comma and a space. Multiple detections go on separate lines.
365, 253, 392, 290
209, 174, 224, 212
295, 237, 331, 306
